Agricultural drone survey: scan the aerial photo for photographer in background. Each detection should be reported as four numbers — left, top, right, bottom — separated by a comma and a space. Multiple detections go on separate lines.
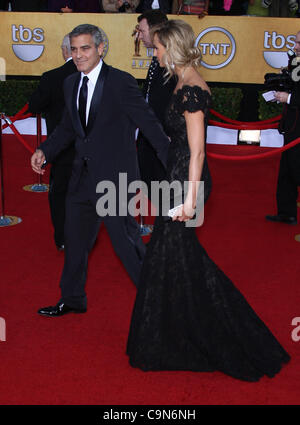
261, 0, 298, 16
102, 0, 139, 12
266, 31, 300, 225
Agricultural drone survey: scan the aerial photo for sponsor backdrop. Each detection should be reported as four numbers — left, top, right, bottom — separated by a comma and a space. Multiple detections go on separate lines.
0, 12, 300, 83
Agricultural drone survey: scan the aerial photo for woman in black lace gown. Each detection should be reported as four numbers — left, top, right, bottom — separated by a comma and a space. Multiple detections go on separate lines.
127, 20, 290, 381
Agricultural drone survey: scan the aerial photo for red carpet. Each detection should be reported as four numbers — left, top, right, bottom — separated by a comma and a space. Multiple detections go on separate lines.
0, 135, 299, 405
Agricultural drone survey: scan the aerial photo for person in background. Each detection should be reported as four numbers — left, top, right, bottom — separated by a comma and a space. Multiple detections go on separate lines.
102, 0, 139, 12
172, 0, 208, 15
261, 0, 298, 16
47, 0, 74, 12
137, 0, 172, 14
0, 1, 9, 9
73, 0, 103, 12
136, 9, 176, 223
208, 0, 248, 15
247, 0, 268, 16
266, 31, 300, 225
28, 34, 77, 251
9, 0, 47, 10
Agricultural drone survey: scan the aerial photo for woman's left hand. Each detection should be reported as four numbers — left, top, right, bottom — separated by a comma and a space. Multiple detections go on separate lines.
173, 203, 195, 222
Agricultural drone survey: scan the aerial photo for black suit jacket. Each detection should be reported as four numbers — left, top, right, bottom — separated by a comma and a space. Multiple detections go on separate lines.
143, 59, 176, 133
39, 62, 170, 194
279, 80, 300, 144
29, 59, 77, 164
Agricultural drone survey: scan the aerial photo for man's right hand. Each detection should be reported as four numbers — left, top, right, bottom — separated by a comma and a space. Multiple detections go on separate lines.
31, 149, 46, 175
275, 91, 290, 104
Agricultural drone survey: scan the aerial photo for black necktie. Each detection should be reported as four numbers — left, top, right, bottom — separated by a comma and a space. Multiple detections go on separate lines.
79, 76, 89, 131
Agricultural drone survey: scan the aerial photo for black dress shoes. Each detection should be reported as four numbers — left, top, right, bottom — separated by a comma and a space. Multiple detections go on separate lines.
266, 214, 297, 225
38, 301, 86, 317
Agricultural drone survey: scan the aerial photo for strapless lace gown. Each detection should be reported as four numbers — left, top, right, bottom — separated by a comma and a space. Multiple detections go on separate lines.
127, 86, 290, 381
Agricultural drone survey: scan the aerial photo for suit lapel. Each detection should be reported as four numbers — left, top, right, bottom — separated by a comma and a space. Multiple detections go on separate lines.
86, 62, 109, 134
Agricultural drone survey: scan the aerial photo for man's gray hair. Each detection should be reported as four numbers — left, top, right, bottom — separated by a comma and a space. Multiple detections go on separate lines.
69, 24, 103, 47
61, 33, 71, 54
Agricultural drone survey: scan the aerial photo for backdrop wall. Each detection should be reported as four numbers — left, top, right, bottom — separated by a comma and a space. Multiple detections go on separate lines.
0, 13, 299, 82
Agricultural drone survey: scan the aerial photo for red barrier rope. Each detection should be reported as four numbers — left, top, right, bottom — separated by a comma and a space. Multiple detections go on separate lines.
208, 119, 279, 130
207, 137, 300, 161
1, 103, 33, 130
4, 119, 34, 154
209, 109, 282, 126
1, 104, 295, 162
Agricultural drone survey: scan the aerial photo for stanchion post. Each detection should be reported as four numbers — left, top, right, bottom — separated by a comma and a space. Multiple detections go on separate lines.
0, 112, 5, 217
24, 113, 48, 193
36, 113, 42, 186
0, 112, 22, 227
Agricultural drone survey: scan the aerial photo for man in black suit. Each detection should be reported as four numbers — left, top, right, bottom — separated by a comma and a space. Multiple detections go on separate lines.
266, 31, 300, 225
29, 34, 77, 250
137, 10, 176, 192
31, 24, 169, 317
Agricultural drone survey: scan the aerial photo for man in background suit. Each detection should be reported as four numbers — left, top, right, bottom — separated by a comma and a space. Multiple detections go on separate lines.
31, 24, 169, 317
137, 10, 176, 212
266, 30, 300, 225
29, 34, 77, 250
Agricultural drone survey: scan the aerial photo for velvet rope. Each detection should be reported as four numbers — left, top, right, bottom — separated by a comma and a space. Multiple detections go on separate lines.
208, 119, 279, 130
209, 109, 282, 126
1, 103, 32, 130
5, 120, 34, 154
1, 104, 297, 161
207, 137, 300, 161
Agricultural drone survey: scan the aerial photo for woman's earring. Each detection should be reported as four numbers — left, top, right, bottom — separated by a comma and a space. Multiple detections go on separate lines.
170, 62, 175, 70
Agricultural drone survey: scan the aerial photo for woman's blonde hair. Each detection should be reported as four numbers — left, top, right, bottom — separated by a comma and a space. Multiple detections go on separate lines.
151, 19, 202, 80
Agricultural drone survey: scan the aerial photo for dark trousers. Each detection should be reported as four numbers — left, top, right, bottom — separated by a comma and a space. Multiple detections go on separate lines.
137, 136, 166, 190
59, 167, 146, 309
137, 136, 166, 220
276, 144, 300, 217
48, 163, 73, 247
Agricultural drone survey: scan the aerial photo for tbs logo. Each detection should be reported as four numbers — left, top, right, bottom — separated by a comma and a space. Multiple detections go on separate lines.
12, 24, 44, 62
263, 31, 296, 69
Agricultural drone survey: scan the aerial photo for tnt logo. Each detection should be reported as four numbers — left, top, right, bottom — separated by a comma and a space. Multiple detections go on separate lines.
263, 31, 296, 69
11, 24, 44, 62
0, 317, 6, 342
195, 27, 236, 70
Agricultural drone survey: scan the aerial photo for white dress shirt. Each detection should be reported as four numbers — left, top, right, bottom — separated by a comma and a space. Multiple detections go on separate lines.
77, 59, 103, 126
